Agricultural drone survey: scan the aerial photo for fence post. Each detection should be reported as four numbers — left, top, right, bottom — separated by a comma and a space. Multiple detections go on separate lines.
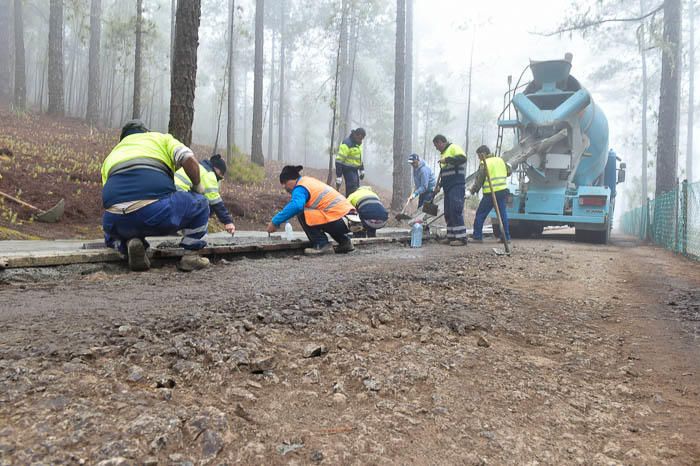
682, 179, 688, 256
674, 179, 680, 252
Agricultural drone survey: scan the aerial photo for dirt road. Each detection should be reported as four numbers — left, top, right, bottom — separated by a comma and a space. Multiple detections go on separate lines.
1, 235, 699, 465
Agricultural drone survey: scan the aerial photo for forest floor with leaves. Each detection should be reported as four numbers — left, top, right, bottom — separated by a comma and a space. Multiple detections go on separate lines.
0, 106, 382, 241
1, 234, 699, 464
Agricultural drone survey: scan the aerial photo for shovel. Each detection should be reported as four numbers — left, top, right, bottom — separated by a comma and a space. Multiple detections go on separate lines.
421, 172, 442, 217
394, 197, 413, 221
478, 154, 512, 256
0, 189, 64, 223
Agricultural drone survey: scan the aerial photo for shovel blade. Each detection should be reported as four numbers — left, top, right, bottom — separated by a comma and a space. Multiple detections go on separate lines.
422, 202, 439, 216
36, 199, 64, 223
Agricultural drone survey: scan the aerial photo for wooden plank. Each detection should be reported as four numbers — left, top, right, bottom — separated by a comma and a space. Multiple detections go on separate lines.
0, 236, 410, 269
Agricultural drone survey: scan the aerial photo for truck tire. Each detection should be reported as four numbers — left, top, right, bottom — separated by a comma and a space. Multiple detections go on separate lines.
575, 226, 609, 244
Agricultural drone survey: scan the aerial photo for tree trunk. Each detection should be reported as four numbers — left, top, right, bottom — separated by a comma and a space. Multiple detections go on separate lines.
86, 0, 101, 124
337, 0, 350, 138
0, 0, 11, 105
403, 0, 413, 194
133, 0, 143, 119
243, 71, 249, 153
48, 0, 64, 115
655, 0, 682, 196
168, 0, 201, 146
212, 54, 229, 156
391, 0, 406, 210
12, 0, 25, 110
639, 0, 649, 203
326, 1, 348, 184
687, 0, 695, 183
226, 0, 236, 164
342, 12, 359, 138
251, 0, 265, 166
464, 36, 474, 173
277, 0, 286, 162
170, 0, 177, 76
267, 29, 276, 159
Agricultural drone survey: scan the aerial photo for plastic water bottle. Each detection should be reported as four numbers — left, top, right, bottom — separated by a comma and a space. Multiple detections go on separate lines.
284, 222, 294, 241
410, 222, 423, 248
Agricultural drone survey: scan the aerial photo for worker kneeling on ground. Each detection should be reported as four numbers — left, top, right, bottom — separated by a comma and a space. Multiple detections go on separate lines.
101, 120, 210, 272
346, 186, 388, 238
174, 154, 236, 235
267, 165, 355, 255
470, 145, 512, 242
433, 134, 468, 246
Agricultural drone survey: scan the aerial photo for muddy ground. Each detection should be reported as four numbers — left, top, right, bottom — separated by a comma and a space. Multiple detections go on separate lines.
0, 235, 699, 465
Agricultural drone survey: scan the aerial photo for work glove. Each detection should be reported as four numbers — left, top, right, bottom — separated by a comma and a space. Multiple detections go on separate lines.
193, 182, 206, 194
335, 177, 343, 188
359, 169, 365, 180
409, 192, 417, 201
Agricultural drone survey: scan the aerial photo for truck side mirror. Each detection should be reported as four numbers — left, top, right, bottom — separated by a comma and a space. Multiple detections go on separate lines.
617, 166, 626, 184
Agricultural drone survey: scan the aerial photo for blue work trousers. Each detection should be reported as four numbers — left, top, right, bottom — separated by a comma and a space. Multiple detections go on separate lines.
473, 190, 510, 241
418, 191, 434, 208
341, 166, 360, 196
103, 191, 210, 254
443, 182, 466, 240
357, 202, 388, 238
297, 214, 351, 247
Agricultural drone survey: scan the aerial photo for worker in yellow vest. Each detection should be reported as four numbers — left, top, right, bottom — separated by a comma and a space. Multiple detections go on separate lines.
433, 134, 468, 245
346, 186, 388, 238
335, 128, 366, 196
469, 145, 512, 242
101, 119, 210, 272
267, 165, 355, 255
174, 154, 236, 235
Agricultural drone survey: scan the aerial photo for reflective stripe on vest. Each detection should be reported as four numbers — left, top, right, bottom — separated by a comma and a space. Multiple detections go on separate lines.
482, 156, 508, 194
346, 186, 379, 207
336, 140, 363, 168
297, 176, 353, 226
174, 164, 223, 204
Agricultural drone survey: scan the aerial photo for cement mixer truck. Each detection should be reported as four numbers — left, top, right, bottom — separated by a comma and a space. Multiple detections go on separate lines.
492, 54, 626, 243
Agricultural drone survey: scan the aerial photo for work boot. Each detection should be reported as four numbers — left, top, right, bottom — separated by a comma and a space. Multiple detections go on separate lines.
177, 253, 210, 272
304, 243, 335, 255
334, 240, 355, 254
127, 238, 150, 272
449, 239, 468, 247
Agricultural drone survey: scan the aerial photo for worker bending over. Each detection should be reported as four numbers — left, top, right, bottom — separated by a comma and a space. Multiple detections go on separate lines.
101, 120, 210, 271
470, 145, 512, 242
335, 128, 366, 196
408, 153, 436, 207
433, 134, 468, 246
346, 186, 388, 238
175, 154, 236, 235
267, 165, 355, 255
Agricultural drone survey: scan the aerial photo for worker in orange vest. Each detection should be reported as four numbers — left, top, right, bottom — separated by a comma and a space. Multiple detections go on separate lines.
266, 165, 355, 255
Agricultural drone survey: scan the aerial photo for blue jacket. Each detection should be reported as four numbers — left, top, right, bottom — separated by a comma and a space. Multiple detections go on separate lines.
271, 179, 311, 226
412, 161, 436, 197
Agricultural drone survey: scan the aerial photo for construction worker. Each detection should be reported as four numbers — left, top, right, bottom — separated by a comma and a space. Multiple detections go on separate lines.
470, 145, 512, 242
267, 165, 355, 255
408, 153, 436, 207
101, 119, 210, 272
174, 154, 236, 235
335, 127, 366, 196
433, 134, 468, 246
346, 186, 388, 238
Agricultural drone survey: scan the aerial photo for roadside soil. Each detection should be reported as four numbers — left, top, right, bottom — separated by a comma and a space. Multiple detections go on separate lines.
1, 235, 699, 465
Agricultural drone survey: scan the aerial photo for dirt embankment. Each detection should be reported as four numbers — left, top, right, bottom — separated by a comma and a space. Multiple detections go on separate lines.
0, 236, 698, 464
0, 107, 392, 240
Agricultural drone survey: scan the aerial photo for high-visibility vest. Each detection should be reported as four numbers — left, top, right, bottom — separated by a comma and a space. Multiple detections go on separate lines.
438, 143, 467, 177
296, 176, 353, 226
101, 132, 185, 185
481, 156, 509, 194
336, 137, 363, 168
346, 186, 382, 209
174, 163, 223, 205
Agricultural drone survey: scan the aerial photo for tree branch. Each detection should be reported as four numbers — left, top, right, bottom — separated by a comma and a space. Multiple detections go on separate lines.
535, 2, 664, 37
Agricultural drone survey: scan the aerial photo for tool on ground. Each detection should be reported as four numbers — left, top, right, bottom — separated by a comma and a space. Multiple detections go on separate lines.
422, 172, 442, 216
394, 197, 413, 221
479, 153, 512, 255
0, 190, 64, 223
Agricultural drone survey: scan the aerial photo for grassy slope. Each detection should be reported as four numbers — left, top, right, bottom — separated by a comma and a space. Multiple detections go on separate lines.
0, 107, 393, 240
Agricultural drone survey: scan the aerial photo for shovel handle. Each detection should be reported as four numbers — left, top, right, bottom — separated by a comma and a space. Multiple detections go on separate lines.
0, 190, 41, 212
